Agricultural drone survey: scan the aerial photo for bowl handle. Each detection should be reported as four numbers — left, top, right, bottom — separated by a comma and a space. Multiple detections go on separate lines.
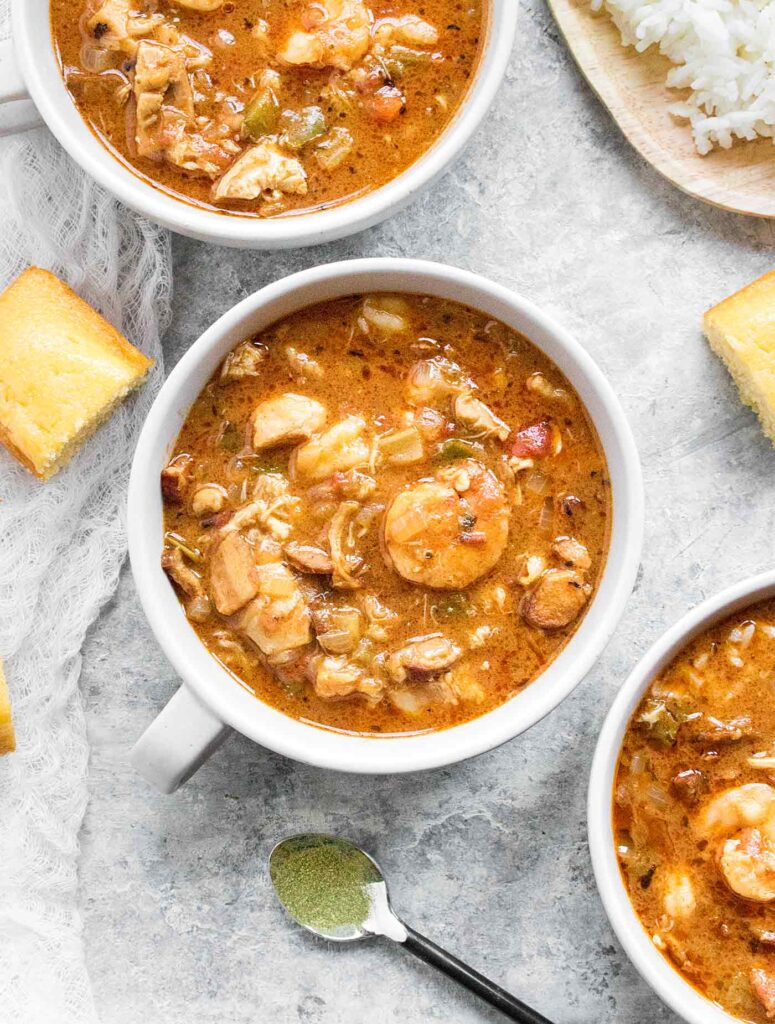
0, 40, 43, 136
130, 686, 231, 794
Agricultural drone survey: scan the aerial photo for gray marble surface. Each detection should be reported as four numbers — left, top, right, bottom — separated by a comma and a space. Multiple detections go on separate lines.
78, 0, 775, 1020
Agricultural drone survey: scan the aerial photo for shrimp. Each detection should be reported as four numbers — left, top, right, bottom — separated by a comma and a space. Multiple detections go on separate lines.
698, 784, 775, 903
383, 459, 510, 590
278, 0, 371, 71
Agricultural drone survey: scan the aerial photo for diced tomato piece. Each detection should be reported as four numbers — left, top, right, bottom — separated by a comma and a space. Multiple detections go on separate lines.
510, 418, 553, 459
365, 86, 405, 123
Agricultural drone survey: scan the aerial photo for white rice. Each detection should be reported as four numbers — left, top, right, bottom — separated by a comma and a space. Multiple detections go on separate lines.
589, 0, 775, 154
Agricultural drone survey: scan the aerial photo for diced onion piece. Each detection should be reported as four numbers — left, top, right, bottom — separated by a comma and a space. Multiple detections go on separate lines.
525, 469, 547, 494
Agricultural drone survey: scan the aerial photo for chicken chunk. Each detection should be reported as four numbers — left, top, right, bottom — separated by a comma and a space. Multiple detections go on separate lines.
158, 111, 240, 177
405, 357, 466, 407
386, 635, 462, 684
171, 0, 224, 9
209, 532, 260, 616
213, 143, 308, 202
293, 416, 370, 482
521, 569, 592, 631
250, 393, 327, 450
453, 393, 510, 442
87, 0, 169, 55
373, 14, 439, 47
239, 562, 312, 658
220, 339, 267, 381
313, 655, 381, 700
278, 0, 370, 71
133, 41, 194, 158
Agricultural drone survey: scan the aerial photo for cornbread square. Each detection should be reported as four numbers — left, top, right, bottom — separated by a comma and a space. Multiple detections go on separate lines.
704, 269, 775, 444
0, 267, 154, 479
0, 661, 15, 756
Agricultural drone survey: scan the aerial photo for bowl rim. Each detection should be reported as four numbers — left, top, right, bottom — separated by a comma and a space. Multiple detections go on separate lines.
588, 569, 775, 1024
14, 0, 517, 249
128, 256, 645, 773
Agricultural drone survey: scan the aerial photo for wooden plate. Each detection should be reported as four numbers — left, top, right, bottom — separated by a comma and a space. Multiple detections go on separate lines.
547, 0, 775, 218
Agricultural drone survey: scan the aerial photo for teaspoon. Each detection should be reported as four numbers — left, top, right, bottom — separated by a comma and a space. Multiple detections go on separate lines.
269, 833, 555, 1024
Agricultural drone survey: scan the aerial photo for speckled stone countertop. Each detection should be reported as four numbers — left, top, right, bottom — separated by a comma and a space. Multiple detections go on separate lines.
78, 0, 775, 1020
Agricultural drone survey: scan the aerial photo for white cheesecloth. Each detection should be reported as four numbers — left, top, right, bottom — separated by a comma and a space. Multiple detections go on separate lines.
0, 5, 172, 1019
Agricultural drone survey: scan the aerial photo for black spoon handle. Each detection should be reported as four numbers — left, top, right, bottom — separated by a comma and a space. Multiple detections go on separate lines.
400, 925, 555, 1024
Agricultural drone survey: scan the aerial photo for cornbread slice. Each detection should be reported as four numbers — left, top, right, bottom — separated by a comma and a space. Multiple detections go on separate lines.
0, 267, 154, 479
0, 661, 15, 756
704, 270, 775, 443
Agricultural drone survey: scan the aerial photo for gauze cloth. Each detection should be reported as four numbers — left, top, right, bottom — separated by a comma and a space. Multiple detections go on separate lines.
0, 10, 172, 1019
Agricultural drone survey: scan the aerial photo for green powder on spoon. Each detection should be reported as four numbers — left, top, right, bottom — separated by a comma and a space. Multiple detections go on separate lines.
270, 836, 382, 933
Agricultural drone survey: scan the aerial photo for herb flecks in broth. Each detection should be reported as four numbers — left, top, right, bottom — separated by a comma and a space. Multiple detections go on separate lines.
616, 603, 775, 1024
160, 294, 611, 737
51, 0, 484, 216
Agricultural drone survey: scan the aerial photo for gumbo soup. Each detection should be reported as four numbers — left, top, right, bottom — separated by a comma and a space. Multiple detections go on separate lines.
160, 293, 610, 736
616, 601, 775, 1023
51, 0, 485, 216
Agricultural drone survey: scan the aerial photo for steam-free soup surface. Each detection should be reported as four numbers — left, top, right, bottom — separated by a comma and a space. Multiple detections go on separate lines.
51, 0, 484, 216
160, 293, 610, 736
616, 600, 775, 1023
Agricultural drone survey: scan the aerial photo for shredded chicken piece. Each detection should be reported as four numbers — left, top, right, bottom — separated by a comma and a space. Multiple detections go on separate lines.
359, 593, 397, 641
453, 393, 510, 442
213, 142, 308, 201
328, 500, 366, 589
250, 393, 327, 450
220, 340, 267, 381
278, 0, 370, 71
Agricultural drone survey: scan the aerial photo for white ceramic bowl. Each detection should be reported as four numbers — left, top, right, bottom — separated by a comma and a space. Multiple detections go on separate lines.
128, 258, 644, 792
588, 570, 775, 1024
0, 0, 517, 248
